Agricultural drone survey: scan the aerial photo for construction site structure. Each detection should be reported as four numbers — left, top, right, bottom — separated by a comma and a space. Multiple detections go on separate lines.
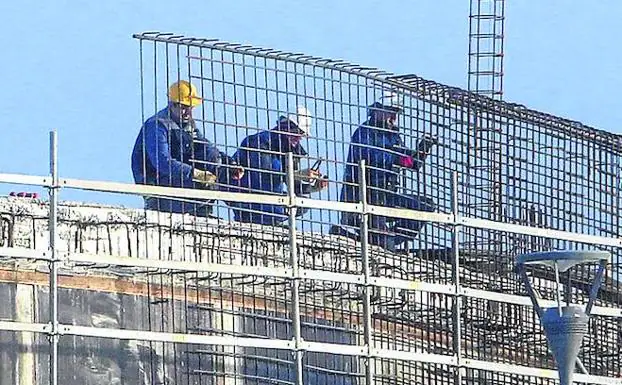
468, 0, 506, 100
0, 31, 620, 385
465, 0, 507, 261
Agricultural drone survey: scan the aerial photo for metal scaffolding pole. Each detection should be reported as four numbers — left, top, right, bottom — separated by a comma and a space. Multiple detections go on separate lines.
451, 171, 463, 385
48, 130, 59, 385
288, 152, 304, 385
359, 160, 373, 385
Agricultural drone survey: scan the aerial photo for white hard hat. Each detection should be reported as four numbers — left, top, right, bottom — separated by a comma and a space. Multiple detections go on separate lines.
278, 105, 312, 136
368, 91, 404, 115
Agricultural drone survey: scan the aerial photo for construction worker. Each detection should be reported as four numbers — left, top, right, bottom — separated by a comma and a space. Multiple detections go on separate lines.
131, 80, 243, 216
330, 91, 437, 250
225, 106, 328, 225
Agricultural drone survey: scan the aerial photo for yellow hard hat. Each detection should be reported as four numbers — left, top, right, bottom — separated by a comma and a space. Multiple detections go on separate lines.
168, 80, 202, 107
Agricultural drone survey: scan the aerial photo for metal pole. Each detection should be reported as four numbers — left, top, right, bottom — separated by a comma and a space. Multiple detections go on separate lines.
48, 130, 59, 385
451, 171, 463, 385
585, 259, 607, 316
554, 261, 563, 316
576, 358, 589, 375
359, 160, 373, 385
287, 152, 304, 385
518, 267, 544, 319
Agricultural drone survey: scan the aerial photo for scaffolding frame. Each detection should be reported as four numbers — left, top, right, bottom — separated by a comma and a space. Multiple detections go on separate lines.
1, 140, 622, 384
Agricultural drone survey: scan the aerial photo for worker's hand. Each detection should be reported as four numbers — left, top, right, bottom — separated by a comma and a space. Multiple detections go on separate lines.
417, 135, 439, 157
316, 177, 329, 190
192, 169, 217, 186
231, 166, 245, 181
308, 176, 329, 192
398, 156, 415, 169
294, 168, 322, 182
424, 134, 439, 146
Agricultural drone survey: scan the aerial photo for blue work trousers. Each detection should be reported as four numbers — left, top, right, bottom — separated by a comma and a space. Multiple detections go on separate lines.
341, 189, 435, 249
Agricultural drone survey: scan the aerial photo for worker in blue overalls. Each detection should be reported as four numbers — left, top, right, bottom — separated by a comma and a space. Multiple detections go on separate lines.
225, 106, 328, 225
131, 80, 244, 216
331, 91, 437, 251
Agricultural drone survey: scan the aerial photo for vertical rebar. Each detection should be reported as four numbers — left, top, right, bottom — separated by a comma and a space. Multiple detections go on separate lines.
467, 0, 506, 257
451, 171, 463, 385
48, 130, 59, 385
287, 152, 304, 385
468, 0, 506, 100
359, 159, 373, 385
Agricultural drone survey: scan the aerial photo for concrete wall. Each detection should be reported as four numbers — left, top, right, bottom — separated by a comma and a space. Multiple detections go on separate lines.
0, 197, 374, 385
0, 196, 620, 383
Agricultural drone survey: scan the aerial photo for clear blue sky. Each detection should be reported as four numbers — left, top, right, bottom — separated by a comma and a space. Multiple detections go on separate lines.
0, 0, 620, 206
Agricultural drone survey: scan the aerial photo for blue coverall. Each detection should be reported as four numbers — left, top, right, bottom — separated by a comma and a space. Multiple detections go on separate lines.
225, 129, 311, 225
339, 117, 435, 248
131, 107, 235, 216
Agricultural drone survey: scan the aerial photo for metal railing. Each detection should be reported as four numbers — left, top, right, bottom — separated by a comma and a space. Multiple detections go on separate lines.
0, 130, 621, 384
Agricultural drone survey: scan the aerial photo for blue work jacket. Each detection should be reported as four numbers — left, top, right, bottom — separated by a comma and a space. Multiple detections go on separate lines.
131, 107, 234, 215
225, 129, 311, 225
340, 119, 411, 203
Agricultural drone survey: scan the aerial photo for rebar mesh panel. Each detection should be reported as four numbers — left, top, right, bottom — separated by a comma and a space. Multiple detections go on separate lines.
373, 290, 454, 356
374, 360, 455, 385
463, 369, 555, 385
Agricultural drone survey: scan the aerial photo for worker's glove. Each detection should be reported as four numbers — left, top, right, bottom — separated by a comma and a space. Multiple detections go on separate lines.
416, 135, 439, 158
230, 165, 245, 181
397, 156, 415, 169
294, 168, 322, 183
192, 169, 217, 186
307, 176, 329, 193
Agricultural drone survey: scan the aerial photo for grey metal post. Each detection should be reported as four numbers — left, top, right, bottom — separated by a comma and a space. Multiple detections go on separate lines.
518, 267, 544, 319
48, 130, 59, 385
451, 172, 463, 385
554, 262, 563, 316
585, 259, 607, 315
359, 159, 373, 385
287, 152, 304, 385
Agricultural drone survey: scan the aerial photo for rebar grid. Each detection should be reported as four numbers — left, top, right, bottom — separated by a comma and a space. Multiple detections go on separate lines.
0, 193, 620, 383
129, 31, 621, 385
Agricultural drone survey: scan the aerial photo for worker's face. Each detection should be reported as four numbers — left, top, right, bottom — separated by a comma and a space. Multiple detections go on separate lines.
378, 110, 398, 128
375, 110, 397, 128
286, 132, 303, 147
169, 102, 194, 123
278, 120, 305, 147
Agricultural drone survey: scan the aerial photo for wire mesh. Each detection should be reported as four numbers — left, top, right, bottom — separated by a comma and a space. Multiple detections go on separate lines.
125, 31, 622, 383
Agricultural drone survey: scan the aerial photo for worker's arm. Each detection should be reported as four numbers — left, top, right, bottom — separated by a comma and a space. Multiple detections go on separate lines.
237, 143, 283, 192
239, 142, 282, 172
393, 135, 438, 170
350, 128, 397, 170
193, 129, 242, 180
192, 130, 226, 173
143, 120, 194, 187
